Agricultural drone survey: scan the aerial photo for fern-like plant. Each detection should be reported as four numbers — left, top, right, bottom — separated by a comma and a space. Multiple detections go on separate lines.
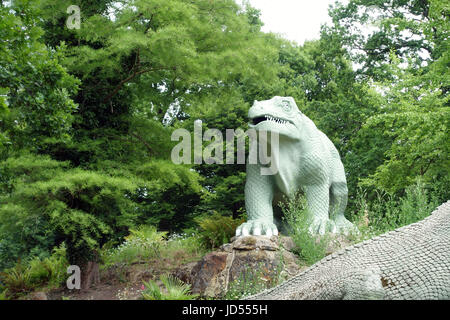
0, 260, 33, 295
0, 289, 9, 300
141, 275, 198, 300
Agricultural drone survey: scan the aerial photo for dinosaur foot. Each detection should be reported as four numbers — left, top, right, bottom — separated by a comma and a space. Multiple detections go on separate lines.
308, 217, 332, 235
236, 219, 279, 237
333, 216, 359, 236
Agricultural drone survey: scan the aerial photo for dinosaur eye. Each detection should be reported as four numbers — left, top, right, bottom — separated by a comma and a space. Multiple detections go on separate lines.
281, 100, 292, 112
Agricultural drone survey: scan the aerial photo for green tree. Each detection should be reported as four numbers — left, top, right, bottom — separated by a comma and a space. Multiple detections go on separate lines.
0, 0, 79, 152
329, 0, 449, 202
359, 52, 449, 200
329, 0, 449, 80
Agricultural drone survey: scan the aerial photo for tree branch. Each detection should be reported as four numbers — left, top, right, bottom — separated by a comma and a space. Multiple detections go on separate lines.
104, 66, 174, 104
131, 132, 153, 155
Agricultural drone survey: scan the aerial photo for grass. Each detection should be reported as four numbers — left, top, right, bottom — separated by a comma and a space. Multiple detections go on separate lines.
101, 225, 168, 267
277, 180, 439, 267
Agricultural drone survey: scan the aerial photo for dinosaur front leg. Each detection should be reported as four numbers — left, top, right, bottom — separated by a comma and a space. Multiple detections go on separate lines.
236, 164, 279, 237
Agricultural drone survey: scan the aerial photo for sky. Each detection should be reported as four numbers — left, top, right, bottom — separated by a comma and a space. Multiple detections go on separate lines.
247, 0, 346, 45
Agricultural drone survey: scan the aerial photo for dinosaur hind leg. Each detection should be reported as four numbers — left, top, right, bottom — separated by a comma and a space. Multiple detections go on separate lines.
329, 181, 355, 234
305, 184, 332, 235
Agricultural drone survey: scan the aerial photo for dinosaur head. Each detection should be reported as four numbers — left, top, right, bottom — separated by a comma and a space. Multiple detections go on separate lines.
248, 96, 302, 140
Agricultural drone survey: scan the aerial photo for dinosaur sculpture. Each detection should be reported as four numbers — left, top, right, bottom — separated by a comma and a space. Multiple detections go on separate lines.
246, 201, 450, 300
236, 96, 355, 237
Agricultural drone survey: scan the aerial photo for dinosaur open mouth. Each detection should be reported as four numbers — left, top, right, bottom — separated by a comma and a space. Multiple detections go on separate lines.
252, 115, 289, 125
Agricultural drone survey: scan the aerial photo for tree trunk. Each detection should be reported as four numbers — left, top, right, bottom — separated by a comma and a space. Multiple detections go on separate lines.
81, 261, 100, 290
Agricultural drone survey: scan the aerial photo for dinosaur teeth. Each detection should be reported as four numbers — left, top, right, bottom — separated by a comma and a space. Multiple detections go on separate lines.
262, 115, 288, 125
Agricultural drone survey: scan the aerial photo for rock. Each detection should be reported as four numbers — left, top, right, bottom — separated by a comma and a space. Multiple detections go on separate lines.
232, 235, 278, 251
279, 236, 296, 252
30, 291, 48, 300
173, 261, 198, 284
323, 234, 353, 255
173, 235, 304, 298
189, 252, 230, 297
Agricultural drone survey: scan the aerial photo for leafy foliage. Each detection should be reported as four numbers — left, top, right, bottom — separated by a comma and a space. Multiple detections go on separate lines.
356, 180, 439, 234
0, 1, 79, 150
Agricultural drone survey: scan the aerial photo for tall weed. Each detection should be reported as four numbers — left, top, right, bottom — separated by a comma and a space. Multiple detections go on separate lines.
280, 193, 330, 265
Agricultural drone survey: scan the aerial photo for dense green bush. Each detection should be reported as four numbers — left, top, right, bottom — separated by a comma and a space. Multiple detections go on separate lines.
0, 154, 206, 269
133, 160, 205, 231
0, 156, 140, 267
195, 212, 246, 249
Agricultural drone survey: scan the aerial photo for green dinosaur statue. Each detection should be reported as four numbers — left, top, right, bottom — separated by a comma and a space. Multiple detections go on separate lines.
236, 96, 356, 237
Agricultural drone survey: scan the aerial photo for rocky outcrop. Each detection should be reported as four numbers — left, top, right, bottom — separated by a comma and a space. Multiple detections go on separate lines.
173, 236, 304, 298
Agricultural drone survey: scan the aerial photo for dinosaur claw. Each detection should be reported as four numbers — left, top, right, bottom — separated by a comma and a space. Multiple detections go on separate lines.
236, 220, 279, 238
272, 227, 279, 236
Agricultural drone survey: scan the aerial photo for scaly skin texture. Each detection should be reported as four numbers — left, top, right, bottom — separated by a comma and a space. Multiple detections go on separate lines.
246, 201, 450, 300
236, 96, 355, 237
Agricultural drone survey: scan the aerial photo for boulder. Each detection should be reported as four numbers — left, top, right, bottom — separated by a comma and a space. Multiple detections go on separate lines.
173, 235, 304, 298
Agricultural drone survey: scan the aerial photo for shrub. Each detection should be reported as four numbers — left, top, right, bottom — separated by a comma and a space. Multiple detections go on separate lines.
0, 165, 141, 267
195, 212, 245, 249
141, 275, 198, 300
133, 160, 205, 231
